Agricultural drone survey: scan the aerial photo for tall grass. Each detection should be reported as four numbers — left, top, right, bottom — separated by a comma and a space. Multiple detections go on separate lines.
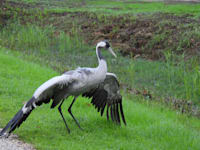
164, 50, 200, 102
1, 21, 200, 105
0, 22, 85, 54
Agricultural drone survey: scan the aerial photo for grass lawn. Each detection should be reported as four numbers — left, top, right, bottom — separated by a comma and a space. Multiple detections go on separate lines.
6, 0, 200, 16
0, 48, 200, 150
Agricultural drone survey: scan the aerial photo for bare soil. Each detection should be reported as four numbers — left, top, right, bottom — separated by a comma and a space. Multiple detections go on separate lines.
65, 12, 200, 60
1, 1, 200, 61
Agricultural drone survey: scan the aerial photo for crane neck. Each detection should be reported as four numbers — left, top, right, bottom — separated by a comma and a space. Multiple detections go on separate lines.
96, 46, 107, 72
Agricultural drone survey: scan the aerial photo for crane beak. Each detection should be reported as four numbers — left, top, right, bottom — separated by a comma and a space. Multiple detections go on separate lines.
108, 47, 117, 58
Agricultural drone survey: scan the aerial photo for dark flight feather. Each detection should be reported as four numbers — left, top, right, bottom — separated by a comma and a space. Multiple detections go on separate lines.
82, 74, 126, 125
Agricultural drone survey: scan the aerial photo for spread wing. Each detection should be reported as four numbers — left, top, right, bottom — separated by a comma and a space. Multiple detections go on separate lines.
82, 73, 126, 125
33, 74, 75, 108
0, 74, 75, 137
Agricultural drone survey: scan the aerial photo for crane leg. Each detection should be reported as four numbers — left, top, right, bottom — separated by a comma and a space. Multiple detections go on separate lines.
68, 96, 83, 130
58, 100, 70, 133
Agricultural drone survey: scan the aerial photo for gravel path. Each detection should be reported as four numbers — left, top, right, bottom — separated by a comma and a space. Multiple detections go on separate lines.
0, 129, 35, 150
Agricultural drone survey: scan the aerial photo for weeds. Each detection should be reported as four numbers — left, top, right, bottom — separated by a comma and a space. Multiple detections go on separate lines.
1, 20, 200, 105
1, 0, 200, 106
147, 32, 168, 49
0, 21, 85, 54
0, 22, 51, 52
164, 50, 200, 103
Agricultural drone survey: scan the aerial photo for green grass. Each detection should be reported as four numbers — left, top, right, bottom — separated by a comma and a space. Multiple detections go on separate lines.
5, 0, 200, 16
1, 23, 200, 104
87, 1, 200, 16
1, 1, 200, 149
0, 25, 197, 112
1, 48, 200, 150
44, 2, 200, 18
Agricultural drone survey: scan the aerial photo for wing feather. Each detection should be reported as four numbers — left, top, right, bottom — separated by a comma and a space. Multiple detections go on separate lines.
100, 101, 106, 116
110, 105, 114, 122
33, 74, 74, 108
82, 73, 126, 125
119, 101, 126, 125
115, 103, 120, 124
106, 105, 110, 121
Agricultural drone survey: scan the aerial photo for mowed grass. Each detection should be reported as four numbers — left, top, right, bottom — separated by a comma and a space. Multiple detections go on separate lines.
0, 49, 200, 150
6, 0, 200, 16
87, 1, 200, 16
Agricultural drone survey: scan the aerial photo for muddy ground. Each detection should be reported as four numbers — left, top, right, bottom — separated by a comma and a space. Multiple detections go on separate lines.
1, 1, 200, 60
79, 12, 200, 60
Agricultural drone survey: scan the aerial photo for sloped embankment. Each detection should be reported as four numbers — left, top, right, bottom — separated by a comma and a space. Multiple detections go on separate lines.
1, 2, 200, 60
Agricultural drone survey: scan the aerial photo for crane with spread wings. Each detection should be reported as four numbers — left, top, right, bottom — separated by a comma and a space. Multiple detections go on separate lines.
0, 40, 126, 138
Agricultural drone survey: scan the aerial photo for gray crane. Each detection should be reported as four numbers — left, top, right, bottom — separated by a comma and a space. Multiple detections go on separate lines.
0, 40, 126, 138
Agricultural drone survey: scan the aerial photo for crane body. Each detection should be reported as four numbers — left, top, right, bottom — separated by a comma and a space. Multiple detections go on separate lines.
0, 41, 126, 138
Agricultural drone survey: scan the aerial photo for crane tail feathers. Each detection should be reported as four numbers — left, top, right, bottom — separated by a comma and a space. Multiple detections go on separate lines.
0, 97, 36, 137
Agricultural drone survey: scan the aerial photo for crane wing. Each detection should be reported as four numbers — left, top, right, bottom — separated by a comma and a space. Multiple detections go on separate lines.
82, 73, 126, 125
33, 74, 75, 108
0, 74, 75, 137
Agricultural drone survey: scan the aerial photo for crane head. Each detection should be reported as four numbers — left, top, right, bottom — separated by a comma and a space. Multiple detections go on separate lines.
97, 40, 117, 58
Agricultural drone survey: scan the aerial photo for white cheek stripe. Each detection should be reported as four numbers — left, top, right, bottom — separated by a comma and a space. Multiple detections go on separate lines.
97, 41, 106, 48
33, 75, 69, 99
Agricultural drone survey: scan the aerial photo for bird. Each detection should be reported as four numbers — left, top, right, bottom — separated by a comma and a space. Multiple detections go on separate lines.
0, 40, 126, 138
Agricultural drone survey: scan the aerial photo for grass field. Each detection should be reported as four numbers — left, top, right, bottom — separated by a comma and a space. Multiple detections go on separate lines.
1, 22, 200, 106
0, 48, 200, 150
5, 0, 200, 16
1, 0, 200, 149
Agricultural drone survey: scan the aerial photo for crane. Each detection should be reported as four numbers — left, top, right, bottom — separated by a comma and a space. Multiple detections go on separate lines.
0, 40, 126, 138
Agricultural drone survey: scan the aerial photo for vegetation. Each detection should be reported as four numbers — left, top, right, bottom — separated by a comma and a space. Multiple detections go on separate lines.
0, 49, 200, 150
4, 0, 200, 16
1, 22, 200, 107
1, 0, 200, 149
